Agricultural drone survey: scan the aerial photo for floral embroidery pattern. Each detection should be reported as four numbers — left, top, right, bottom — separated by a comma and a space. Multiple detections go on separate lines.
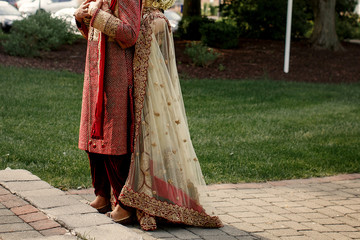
121, 186, 223, 228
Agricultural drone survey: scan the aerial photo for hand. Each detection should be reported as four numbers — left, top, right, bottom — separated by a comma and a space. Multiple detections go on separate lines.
88, 0, 103, 16
74, 0, 92, 22
101, 0, 111, 13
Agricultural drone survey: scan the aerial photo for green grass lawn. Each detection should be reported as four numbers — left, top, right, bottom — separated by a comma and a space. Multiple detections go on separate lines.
1, 65, 359, 188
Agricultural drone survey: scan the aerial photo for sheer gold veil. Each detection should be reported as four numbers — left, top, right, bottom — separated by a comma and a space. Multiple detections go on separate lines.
120, 2, 223, 230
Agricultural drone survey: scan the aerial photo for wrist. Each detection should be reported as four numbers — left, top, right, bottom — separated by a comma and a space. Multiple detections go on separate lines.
88, 2, 98, 16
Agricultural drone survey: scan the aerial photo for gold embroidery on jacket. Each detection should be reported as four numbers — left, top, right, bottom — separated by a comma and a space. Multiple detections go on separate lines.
92, 10, 109, 33
104, 17, 122, 37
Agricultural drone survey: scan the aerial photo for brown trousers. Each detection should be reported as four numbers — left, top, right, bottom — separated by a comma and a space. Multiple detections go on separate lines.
87, 152, 131, 210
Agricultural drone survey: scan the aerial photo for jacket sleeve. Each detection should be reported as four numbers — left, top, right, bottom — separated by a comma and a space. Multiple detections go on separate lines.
90, 0, 141, 49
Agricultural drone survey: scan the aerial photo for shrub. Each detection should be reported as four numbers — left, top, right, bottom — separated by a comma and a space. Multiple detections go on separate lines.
221, 0, 312, 40
203, 3, 209, 15
0, 31, 10, 41
335, 0, 360, 40
200, 20, 239, 49
209, 5, 218, 16
2, 11, 77, 57
336, 0, 358, 13
203, 3, 218, 16
177, 16, 214, 40
184, 41, 219, 67
336, 13, 360, 40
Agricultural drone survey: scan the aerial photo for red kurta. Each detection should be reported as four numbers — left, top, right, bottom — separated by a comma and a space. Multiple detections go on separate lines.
77, 0, 141, 155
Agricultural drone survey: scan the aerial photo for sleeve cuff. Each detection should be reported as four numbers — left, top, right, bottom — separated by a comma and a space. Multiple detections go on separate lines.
91, 9, 122, 38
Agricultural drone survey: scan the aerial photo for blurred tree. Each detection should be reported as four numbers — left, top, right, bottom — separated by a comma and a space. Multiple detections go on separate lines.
183, 0, 201, 17
309, 0, 357, 50
309, 0, 343, 50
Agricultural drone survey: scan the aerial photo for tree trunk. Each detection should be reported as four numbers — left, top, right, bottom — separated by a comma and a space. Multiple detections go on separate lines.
310, 0, 343, 51
183, 0, 201, 17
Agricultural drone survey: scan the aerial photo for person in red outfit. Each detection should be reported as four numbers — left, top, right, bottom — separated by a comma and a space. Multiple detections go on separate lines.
74, 0, 141, 223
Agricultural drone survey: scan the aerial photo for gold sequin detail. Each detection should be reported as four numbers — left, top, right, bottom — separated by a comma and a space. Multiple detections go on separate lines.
193, 158, 198, 161
183, 139, 187, 142
160, 83, 164, 88
152, 190, 157, 195
152, 1, 159, 8
167, 101, 171, 106
152, 142, 157, 147
175, 120, 180, 125
167, 179, 173, 185
172, 150, 177, 154
154, 112, 160, 116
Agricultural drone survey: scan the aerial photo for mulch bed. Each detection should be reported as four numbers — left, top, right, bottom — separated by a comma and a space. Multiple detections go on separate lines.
1, 37, 359, 83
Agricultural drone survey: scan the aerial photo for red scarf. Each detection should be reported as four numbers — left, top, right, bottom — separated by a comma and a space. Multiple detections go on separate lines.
91, 0, 118, 140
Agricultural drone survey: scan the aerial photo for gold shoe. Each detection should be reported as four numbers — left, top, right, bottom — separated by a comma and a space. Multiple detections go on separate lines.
106, 212, 135, 225
87, 202, 111, 214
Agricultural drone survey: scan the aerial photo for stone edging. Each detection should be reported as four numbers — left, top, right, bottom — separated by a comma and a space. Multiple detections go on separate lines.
0, 169, 143, 240
207, 173, 360, 190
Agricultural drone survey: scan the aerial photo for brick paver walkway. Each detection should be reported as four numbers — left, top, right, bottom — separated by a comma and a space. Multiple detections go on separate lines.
69, 174, 360, 240
0, 174, 71, 240
1, 168, 360, 240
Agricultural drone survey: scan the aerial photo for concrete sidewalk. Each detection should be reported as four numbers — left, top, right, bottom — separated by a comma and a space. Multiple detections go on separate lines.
1, 169, 360, 240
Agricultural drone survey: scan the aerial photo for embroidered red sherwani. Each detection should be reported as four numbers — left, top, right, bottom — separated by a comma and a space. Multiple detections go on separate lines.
77, 0, 141, 155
